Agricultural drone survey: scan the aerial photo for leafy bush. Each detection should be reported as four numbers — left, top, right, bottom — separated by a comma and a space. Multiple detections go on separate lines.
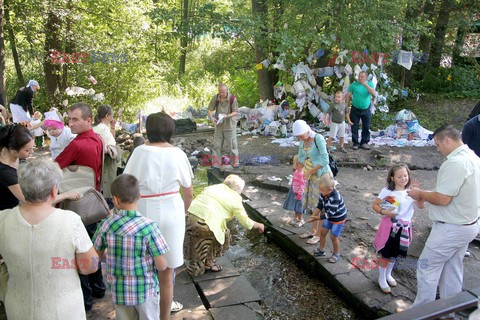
411, 65, 480, 96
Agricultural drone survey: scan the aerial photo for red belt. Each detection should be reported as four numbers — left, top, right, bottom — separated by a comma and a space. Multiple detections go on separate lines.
140, 191, 180, 198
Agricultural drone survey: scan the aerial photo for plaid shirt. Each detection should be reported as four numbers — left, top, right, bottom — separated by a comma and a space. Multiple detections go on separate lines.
93, 210, 169, 305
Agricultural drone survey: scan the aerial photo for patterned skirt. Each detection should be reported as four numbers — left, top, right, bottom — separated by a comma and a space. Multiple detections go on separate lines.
184, 214, 232, 277
302, 171, 333, 214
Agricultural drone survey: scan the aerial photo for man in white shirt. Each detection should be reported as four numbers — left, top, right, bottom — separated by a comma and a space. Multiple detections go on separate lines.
408, 125, 480, 308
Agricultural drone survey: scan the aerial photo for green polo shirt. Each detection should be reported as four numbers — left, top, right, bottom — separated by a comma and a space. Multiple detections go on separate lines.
348, 81, 374, 110
429, 145, 480, 225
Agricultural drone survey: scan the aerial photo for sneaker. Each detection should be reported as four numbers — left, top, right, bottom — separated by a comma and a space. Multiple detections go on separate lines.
352, 145, 359, 150
360, 144, 370, 150
465, 250, 471, 257
313, 248, 326, 257
171, 301, 183, 312
340, 147, 347, 153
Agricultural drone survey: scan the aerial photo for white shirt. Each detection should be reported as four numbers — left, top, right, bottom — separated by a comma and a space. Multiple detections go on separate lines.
30, 119, 44, 137
429, 145, 480, 224
377, 187, 415, 221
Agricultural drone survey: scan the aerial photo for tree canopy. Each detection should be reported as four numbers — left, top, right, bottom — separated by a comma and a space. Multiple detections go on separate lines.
0, 0, 478, 120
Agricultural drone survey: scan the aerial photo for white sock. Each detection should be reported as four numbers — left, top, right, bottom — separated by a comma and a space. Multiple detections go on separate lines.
379, 267, 388, 288
386, 261, 396, 282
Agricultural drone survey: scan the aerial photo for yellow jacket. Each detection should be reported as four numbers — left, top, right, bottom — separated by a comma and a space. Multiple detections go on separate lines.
188, 183, 255, 244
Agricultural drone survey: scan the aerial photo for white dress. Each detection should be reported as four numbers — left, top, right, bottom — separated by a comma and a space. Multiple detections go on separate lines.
124, 145, 193, 268
0, 207, 92, 320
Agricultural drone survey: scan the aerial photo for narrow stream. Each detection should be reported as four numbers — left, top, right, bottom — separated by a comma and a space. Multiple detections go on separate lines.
193, 168, 359, 320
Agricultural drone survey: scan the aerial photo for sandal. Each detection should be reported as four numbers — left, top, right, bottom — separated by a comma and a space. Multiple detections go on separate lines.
299, 231, 314, 239
306, 236, 320, 245
205, 263, 223, 273
171, 301, 183, 312
295, 219, 305, 227
329, 253, 341, 263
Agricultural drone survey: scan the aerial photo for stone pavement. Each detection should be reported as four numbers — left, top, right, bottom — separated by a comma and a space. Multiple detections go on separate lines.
209, 163, 480, 318
86, 257, 263, 320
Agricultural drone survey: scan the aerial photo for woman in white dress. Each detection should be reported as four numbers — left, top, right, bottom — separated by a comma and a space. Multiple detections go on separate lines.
124, 112, 194, 316
0, 157, 99, 320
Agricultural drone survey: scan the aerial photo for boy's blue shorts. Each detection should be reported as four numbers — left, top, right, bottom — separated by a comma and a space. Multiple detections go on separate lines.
322, 220, 345, 237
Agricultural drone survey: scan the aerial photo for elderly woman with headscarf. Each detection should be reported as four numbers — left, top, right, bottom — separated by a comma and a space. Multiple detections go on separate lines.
184, 174, 265, 276
0, 157, 99, 319
10, 80, 40, 123
292, 120, 332, 245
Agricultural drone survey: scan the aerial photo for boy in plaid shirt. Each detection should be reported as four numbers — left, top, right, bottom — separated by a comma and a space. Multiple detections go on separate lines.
93, 174, 169, 320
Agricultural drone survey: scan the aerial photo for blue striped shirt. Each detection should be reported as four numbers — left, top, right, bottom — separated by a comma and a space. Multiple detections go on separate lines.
316, 189, 347, 222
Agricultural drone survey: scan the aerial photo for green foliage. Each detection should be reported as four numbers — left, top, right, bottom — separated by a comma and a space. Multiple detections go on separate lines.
2, 0, 478, 123
411, 65, 480, 96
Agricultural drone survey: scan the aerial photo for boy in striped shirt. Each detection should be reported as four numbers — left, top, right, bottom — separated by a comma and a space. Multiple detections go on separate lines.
93, 174, 169, 320
306, 173, 348, 263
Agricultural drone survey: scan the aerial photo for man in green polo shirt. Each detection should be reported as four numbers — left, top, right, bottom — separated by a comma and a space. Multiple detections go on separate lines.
345, 71, 376, 150
408, 125, 480, 309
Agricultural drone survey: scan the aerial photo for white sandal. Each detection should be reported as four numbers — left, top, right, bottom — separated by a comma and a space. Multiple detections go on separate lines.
171, 301, 183, 312
306, 236, 320, 245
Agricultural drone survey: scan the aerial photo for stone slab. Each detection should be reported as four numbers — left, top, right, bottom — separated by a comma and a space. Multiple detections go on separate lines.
198, 275, 261, 308
174, 282, 207, 311
335, 270, 377, 294
175, 266, 194, 285
171, 310, 212, 320
209, 305, 259, 320
244, 199, 277, 210
355, 287, 399, 310
192, 257, 240, 283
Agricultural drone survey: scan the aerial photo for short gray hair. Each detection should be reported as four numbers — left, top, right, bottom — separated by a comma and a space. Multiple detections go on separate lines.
18, 157, 63, 203
223, 174, 245, 194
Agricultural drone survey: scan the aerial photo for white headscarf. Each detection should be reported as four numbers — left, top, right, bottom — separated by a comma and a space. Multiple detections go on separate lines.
27, 80, 39, 89
292, 120, 316, 138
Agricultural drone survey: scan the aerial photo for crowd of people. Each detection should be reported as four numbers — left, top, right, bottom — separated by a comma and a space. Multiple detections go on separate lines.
0, 83, 266, 319
0, 77, 479, 319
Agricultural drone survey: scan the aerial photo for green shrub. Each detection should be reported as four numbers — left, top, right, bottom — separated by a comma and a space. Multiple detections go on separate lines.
412, 65, 480, 96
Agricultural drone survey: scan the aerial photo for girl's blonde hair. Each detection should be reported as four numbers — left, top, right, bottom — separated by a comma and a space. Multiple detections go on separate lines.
293, 155, 303, 168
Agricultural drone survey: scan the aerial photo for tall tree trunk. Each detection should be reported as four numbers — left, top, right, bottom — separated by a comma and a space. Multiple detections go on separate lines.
4, 0, 23, 86
178, 0, 188, 76
252, 0, 273, 101
418, 0, 436, 54
429, 0, 453, 67
452, 21, 467, 66
268, 0, 283, 88
43, 4, 61, 100
0, 0, 6, 106
61, 0, 74, 91
402, 1, 424, 87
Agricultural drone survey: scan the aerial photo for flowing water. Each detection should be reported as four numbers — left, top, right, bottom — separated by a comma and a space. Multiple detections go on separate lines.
194, 168, 358, 320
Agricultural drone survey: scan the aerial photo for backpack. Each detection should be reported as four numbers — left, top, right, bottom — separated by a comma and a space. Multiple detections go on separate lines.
314, 134, 339, 177
214, 94, 236, 117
